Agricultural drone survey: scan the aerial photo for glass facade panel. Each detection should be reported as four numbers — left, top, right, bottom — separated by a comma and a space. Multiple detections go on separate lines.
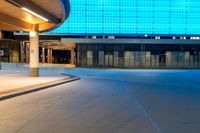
49, 0, 200, 35
134, 52, 141, 67
99, 51, 104, 66
124, 51, 130, 67
184, 52, 190, 67
87, 51, 93, 66
151, 55, 159, 67
129, 52, 135, 67
145, 52, 151, 67
77, 44, 200, 68
105, 54, 113, 67
166, 52, 171, 67
170, 52, 187, 67
123, 52, 151, 68
113, 51, 119, 67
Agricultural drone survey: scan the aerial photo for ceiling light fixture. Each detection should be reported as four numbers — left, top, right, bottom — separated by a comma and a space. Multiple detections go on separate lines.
21, 7, 49, 22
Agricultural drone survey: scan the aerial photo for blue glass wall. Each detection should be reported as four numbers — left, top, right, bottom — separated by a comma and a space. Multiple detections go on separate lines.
49, 0, 200, 35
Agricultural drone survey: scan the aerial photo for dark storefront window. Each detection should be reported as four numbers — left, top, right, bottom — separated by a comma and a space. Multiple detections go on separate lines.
77, 43, 200, 68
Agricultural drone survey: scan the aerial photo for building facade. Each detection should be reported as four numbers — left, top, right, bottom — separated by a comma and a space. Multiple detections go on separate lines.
50, 0, 200, 35
16, 0, 200, 68
76, 43, 200, 68
59, 38, 200, 68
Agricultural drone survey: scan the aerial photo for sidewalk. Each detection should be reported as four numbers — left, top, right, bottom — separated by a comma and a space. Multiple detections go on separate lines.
0, 66, 80, 101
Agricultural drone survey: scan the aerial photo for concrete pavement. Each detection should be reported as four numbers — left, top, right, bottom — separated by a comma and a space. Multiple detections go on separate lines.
0, 66, 79, 101
1, 69, 200, 133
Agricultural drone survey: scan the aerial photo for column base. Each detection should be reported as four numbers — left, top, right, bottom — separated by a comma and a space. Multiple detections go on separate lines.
30, 67, 39, 77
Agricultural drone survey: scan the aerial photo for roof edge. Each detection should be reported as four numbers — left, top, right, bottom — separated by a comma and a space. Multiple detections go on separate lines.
40, 0, 70, 33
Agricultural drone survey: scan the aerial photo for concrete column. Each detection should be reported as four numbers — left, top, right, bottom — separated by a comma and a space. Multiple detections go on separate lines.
50, 49, 53, 63
70, 48, 75, 65
29, 25, 39, 77
42, 47, 45, 63
0, 31, 3, 39
26, 42, 30, 64
47, 49, 50, 63
47, 49, 52, 63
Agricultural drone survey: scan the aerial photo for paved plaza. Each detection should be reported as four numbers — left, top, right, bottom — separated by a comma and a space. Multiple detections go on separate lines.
0, 63, 77, 100
1, 68, 200, 133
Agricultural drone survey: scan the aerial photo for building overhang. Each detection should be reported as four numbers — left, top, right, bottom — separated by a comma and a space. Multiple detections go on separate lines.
61, 38, 200, 45
0, 0, 70, 32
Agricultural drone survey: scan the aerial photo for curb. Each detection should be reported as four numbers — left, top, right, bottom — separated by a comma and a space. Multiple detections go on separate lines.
0, 75, 80, 101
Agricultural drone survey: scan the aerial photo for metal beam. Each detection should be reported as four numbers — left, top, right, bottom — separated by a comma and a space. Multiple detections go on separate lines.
0, 13, 32, 31
6, 0, 60, 24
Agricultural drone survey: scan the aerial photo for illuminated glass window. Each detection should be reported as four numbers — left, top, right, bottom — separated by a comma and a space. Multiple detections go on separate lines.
50, 0, 200, 35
